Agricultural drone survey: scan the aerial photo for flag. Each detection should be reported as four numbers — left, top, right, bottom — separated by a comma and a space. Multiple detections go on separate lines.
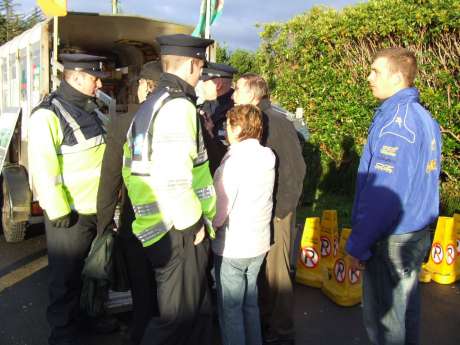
37, 0, 67, 17
192, 0, 224, 37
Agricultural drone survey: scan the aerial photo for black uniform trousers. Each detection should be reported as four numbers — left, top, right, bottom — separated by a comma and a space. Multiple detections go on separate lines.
118, 197, 157, 344
140, 229, 213, 345
45, 213, 96, 345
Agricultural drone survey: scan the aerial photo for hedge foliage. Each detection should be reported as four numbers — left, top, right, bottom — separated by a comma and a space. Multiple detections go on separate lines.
252, 0, 459, 214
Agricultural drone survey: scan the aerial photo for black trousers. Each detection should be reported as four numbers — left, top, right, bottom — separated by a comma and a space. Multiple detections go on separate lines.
119, 232, 157, 344
45, 212, 96, 345
140, 230, 213, 345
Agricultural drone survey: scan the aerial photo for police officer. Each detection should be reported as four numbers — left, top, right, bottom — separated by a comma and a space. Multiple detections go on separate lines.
97, 60, 162, 345
29, 54, 115, 345
121, 34, 216, 345
198, 62, 237, 174
346, 47, 441, 345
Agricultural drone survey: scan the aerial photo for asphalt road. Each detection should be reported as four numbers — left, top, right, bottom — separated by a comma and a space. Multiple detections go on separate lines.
1, 224, 459, 345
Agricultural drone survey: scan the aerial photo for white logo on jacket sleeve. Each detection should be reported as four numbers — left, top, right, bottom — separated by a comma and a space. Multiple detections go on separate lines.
379, 104, 416, 144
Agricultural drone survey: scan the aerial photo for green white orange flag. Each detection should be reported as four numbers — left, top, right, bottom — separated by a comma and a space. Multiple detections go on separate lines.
192, 0, 224, 37
36, 0, 67, 17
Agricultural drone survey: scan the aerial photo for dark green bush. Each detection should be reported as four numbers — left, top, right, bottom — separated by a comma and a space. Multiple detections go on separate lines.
256, 0, 459, 215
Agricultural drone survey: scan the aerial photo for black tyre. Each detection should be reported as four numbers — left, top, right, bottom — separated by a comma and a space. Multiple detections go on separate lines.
2, 179, 26, 243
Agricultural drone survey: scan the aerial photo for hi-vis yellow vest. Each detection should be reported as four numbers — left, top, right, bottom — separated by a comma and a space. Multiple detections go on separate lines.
122, 87, 216, 247
29, 94, 106, 220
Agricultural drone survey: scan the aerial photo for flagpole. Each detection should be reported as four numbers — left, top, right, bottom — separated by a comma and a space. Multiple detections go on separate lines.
205, 0, 211, 39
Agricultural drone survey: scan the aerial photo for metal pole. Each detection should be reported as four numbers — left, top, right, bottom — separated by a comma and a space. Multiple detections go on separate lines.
112, 0, 118, 14
52, 16, 58, 91
205, 0, 211, 39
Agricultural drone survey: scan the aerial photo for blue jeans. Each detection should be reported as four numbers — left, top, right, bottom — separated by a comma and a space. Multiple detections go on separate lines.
214, 254, 266, 345
363, 229, 430, 345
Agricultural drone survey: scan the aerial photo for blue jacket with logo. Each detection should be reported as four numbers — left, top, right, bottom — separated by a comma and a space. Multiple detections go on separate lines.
346, 87, 442, 261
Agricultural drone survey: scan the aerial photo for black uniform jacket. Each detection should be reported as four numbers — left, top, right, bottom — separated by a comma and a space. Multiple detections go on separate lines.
96, 108, 138, 236
198, 89, 234, 175
259, 98, 306, 218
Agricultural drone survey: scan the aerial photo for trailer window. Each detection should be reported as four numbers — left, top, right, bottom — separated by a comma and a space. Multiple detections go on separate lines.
9, 52, 19, 106
1, 57, 8, 108
19, 48, 27, 103
31, 42, 41, 107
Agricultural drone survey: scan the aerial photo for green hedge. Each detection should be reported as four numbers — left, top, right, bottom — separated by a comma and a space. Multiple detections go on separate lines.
254, 0, 459, 215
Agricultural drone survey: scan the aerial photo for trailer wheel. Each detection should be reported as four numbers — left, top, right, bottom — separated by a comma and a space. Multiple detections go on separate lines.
2, 179, 26, 243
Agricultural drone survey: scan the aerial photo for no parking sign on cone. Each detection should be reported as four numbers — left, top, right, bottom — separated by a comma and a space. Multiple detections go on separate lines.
296, 217, 323, 288
321, 228, 362, 306
421, 217, 457, 284
320, 210, 339, 271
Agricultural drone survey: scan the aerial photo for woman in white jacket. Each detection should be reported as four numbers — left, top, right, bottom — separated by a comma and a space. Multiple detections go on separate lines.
212, 104, 276, 345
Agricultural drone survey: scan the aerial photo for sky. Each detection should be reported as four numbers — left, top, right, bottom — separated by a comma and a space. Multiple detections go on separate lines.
18, 0, 363, 51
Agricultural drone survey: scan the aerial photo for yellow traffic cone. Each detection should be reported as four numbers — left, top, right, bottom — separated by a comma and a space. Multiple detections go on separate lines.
320, 210, 339, 271
321, 228, 362, 307
296, 217, 323, 288
423, 217, 457, 285
454, 214, 460, 278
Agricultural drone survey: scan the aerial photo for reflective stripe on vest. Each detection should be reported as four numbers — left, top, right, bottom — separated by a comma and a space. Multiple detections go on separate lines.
137, 222, 169, 243
195, 186, 214, 200
52, 98, 105, 154
133, 202, 160, 218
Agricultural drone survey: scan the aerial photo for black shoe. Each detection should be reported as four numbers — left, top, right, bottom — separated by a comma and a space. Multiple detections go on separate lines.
87, 315, 120, 334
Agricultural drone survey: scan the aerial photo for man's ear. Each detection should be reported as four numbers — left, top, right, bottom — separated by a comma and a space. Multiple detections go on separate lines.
214, 79, 223, 92
248, 90, 258, 106
394, 71, 404, 86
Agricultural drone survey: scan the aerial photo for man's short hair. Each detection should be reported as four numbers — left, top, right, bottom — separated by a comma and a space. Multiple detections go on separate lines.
161, 55, 193, 72
239, 73, 269, 101
227, 104, 263, 141
63, 69, 86, 81
374, 47, 417, 86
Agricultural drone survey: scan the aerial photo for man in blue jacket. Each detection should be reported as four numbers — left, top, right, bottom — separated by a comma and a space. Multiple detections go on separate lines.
346, 47, 441, 345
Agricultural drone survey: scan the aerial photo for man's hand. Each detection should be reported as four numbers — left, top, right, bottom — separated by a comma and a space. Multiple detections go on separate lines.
50, 213, 71, 228
193, 226, 205, 245
348, 255, 366, 271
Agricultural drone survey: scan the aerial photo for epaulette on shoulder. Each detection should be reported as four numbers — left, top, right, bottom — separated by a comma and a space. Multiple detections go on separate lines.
164, 86, 186, 99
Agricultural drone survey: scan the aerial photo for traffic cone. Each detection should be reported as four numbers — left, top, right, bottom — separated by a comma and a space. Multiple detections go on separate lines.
296, 217, 323, 288
454, 214, 460, 278
320, 210, 339, 271
321, 228, 362, 307
422, 217, 457, 285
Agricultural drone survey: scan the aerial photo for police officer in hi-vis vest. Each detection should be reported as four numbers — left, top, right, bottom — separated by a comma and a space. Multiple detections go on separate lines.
122, 34, 216, 345
29, 54, 118, 345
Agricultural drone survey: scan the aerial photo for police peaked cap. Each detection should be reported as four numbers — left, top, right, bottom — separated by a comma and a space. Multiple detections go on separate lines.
139, 60, 162, 81
156, 34, 214, 60
60, 53, 110, 78
201, 62, 238, 81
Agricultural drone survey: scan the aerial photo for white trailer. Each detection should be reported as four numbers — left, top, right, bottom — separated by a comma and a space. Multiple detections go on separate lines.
0, 12, 191, 242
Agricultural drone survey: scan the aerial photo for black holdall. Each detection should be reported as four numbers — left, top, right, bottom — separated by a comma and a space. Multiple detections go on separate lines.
80, 227, 130, 317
